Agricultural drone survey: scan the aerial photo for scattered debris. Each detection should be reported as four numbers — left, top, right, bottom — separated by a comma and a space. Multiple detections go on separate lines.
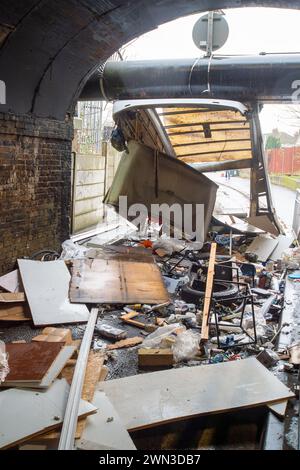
95, 324, 127, 341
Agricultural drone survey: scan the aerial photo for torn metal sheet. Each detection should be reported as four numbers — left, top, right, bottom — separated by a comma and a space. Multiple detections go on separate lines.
104, 140, 218, 243
99, 357, 294, 431
69, 250, 169, 305
18, 260, 90, 326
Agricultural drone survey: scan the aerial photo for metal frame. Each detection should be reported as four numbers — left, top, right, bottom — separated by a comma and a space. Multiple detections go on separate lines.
209, 280, 257, 349
113, 98, 248, 118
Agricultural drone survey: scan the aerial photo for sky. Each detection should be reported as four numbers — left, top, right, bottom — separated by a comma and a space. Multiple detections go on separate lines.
122, 7, 300, 135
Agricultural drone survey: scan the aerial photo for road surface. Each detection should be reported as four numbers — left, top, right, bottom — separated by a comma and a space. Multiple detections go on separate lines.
209, 174, 296, 229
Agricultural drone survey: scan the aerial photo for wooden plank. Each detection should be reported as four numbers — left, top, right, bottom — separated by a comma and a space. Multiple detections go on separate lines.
121, 311, 146, 329
0, 379, 97, 449
0, 292, 25, 302
32, 327, 73, 345
99, 357, 294, 432
76, 392, 136, 450
18, 260, 90, 326
69, 254, 169, 305
138, 348, 174, 368
0, 303, 31, 321
107, 336, 143, 350
201, 242, 216, 341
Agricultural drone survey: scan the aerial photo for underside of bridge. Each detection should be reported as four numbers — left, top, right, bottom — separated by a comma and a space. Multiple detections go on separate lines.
0, 0, 299, 274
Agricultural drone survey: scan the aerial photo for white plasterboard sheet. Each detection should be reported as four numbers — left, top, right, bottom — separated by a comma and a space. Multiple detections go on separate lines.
18, 260, 89, 326
0, 379, 97, 449
99, 357, 294, 431
0, 269, 23, 293
77, 391, 136, 450
245, 236, 279, 262
269, 235, 294, 261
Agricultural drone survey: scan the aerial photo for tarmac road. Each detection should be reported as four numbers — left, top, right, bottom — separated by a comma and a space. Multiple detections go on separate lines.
210, 174, 296, 229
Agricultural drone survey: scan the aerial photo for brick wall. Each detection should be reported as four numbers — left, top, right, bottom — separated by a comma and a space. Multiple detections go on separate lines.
0, 112, 73, 275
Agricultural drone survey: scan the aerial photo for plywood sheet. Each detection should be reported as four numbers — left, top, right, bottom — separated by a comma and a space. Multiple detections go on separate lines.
162, 107, 252, 163
0, 379, 97, 449
77, 392, 136, 450
18, 260, 90, 326
69, 253, 169, 305
3, 342, 64, 382
99, 357, 294, 431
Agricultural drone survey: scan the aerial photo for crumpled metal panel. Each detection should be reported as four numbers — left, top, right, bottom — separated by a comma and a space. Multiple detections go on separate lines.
104, 140, 218, 241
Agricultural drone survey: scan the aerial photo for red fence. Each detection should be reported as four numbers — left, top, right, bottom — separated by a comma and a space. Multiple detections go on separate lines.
267, 146, 300, 175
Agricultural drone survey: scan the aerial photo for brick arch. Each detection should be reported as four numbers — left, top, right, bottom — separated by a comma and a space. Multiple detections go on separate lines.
0, 0, 299, 119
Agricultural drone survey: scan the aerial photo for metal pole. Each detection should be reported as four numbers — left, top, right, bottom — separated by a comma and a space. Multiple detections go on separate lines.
206, 11, 214, 57
58, 307, 99, 450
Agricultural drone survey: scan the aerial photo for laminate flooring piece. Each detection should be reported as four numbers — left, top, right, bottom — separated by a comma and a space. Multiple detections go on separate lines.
2, 344, 75, 389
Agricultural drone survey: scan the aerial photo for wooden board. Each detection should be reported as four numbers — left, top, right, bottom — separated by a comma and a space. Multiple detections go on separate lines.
107, 336, 143, 350
0, 303, 31, 321
76, 392, 136, 450
3, 342, 64, 383
3, 346, 75, 389
201, 242, 216, 340
99, 357, 294, 431
0, 292, 25, 302
0, 379, 97, 449
69, 253, 169, 305
18, 259, 90, 326
138, 348, 174, 367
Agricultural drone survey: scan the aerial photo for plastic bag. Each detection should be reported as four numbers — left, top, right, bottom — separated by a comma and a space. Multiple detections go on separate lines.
172, 330, 200, 363
60, 239, 88, 259
140, 324, 184, 349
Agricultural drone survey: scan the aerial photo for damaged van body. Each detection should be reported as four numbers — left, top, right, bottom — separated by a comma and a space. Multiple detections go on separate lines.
104, 98, 282, 239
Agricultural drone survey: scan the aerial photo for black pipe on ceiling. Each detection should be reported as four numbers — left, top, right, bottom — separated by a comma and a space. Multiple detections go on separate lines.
79, 54, 300, 103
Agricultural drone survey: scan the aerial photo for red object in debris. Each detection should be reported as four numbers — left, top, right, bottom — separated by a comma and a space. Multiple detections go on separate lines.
140, 240, 153, 249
